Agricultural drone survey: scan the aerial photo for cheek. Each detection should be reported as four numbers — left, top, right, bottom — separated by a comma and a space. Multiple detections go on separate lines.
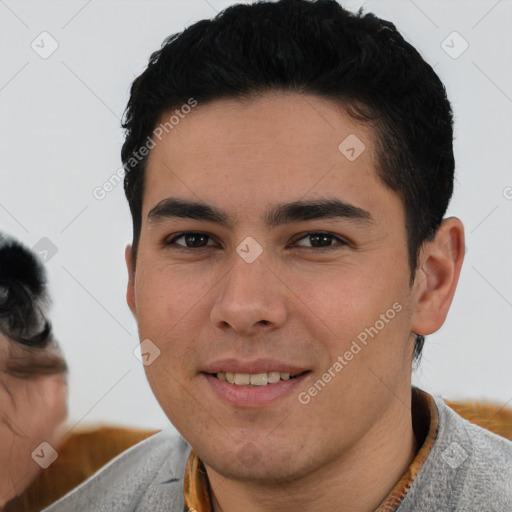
300, 267, 385, 326
42, 376, 68, 435
311, 269, 411, 359
0, 416, 18, 466
143, 358, 200, 436
135, 266, 205, 374
0, 379, 66, 483
134, 261, 195, 335
23, 378, 68, 445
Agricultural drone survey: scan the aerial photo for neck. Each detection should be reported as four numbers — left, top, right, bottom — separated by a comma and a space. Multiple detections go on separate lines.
206, 387, 419, 512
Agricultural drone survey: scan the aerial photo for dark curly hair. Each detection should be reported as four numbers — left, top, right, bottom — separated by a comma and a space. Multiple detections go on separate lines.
0, 234, 67, 376
121, 0, 455, 362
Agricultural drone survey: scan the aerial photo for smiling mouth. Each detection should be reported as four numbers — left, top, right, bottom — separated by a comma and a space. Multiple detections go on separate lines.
210, 371, 309, 387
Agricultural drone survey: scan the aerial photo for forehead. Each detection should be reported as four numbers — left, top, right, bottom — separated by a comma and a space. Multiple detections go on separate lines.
142, 92, 399, 224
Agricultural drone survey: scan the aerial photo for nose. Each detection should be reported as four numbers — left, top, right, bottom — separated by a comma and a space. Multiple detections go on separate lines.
210, 253, 289, 336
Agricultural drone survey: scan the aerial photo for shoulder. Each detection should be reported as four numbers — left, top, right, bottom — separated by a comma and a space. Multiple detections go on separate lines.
398, 395, 512, 512
42, 428, 191, 512
436, 395, 512, 467
438, 398, 512, 510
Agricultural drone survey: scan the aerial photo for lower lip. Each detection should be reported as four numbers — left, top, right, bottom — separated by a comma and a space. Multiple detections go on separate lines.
202, 372, 309, 408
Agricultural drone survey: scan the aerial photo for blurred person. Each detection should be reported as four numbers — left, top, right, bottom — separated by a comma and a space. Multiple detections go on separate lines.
0, 234, 156, 511
44, 1, 512, 511
0, 233, 68, 507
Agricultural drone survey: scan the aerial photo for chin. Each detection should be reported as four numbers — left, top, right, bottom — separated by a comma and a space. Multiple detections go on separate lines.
208, 457, 301, 484
199, 439, 318, 485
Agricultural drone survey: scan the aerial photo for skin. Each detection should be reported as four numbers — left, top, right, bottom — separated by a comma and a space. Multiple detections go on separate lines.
126, 92, 464, 512
0, 335, 68, 506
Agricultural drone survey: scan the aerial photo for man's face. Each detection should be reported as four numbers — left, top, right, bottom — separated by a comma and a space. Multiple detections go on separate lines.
127, 93, 420, 483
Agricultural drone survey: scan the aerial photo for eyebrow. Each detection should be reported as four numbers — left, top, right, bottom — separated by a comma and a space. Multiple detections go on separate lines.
147, 197, 374, 228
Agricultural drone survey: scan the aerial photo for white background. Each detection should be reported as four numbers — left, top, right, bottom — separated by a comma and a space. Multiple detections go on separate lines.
0, 0, 511, 431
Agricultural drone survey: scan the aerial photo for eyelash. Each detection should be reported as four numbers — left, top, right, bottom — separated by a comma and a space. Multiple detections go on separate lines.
164, 231, 349, 251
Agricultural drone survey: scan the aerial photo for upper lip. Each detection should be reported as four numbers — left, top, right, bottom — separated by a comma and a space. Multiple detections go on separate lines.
202, 358, 309, 375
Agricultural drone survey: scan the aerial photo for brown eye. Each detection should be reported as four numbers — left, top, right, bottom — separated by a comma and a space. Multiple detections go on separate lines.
166, 232, 215, 248
293, 232, 347, 249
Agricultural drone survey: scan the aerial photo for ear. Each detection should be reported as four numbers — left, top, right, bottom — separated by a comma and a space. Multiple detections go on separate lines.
411, 217, 465, 336
125, 245, 137, 318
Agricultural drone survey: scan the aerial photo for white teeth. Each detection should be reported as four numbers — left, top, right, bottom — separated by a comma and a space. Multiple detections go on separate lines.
234, 373, 250, 385
216, 371, 300, 386
249, 373, 268, 386
267, 371, 281, 384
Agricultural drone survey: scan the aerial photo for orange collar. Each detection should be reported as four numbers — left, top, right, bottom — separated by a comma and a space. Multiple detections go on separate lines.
375, 389, 438, 511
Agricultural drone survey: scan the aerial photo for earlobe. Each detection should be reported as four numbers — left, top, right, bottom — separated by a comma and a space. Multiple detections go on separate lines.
125, 245, 137, 318
411, 217, 465, 336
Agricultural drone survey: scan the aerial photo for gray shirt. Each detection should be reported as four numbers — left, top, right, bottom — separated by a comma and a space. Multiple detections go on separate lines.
43, 395, 512, 511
